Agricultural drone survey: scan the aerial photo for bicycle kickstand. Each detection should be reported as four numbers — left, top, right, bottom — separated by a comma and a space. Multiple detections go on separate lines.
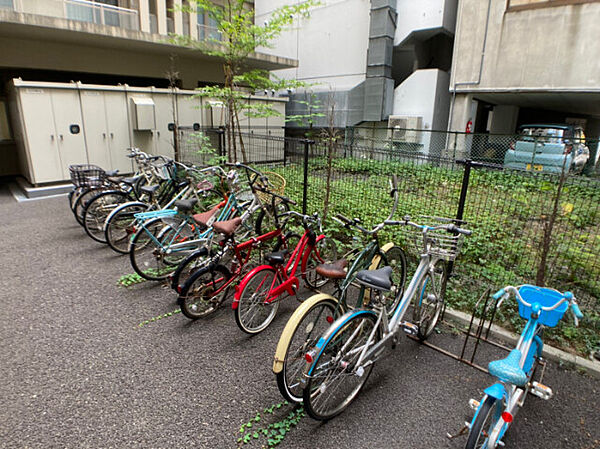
446, 423, 469, 440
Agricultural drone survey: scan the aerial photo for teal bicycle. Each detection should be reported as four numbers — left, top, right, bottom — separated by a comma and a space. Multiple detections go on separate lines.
464, 285, 583, 449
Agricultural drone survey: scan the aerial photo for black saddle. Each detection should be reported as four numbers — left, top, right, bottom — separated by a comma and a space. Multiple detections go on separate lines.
174, 198, 198, 212
140, 184, 160, 196
356, 266, 393, 292
266, 249, 289, 265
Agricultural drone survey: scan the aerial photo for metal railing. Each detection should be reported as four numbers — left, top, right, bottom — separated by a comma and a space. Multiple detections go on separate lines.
4, 0, 140, 31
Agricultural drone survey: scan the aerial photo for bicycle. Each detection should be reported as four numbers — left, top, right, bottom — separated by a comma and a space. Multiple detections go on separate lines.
232, 211, 337, 335
464, 285, 583, 449
273, 177, 408, 404
103, 165, 222, 253
168, 163, 291, 292
177, 194, 298, 319
301, 215, 471, 420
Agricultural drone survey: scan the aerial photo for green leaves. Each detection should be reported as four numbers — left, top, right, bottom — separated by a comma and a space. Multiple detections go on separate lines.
236, 400, 302, 448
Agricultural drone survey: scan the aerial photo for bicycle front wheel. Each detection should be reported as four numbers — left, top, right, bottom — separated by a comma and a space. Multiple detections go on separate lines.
178, 264, 232, 319
275, 294, 340, 403
413, 259, 447, 340
234, 267, 280, 334
303, 310, 379, 420
465, 395, 503, 449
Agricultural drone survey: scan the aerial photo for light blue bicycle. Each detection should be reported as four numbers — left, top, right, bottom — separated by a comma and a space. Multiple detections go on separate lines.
464, 284, 583, 449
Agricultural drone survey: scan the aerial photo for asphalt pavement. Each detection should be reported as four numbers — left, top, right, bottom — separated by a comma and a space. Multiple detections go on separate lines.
1, 187, 598, 449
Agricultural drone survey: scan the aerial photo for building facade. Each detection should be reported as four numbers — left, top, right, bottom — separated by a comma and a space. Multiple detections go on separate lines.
255, 0, 457, 152
449, 0, 600, 162
0, 0, 294, 180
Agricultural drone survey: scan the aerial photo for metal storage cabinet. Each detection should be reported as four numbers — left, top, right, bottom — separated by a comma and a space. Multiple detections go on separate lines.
152, 90, 175, 159
176, 93, 202, 128
14, 84, 86, 184
80, 90, 112, 169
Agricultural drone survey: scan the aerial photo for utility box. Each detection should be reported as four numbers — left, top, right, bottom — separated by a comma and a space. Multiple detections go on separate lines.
131, 97, 156, 130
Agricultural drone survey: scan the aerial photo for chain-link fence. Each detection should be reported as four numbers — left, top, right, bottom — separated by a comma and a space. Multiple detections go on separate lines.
173, 124, 600, 353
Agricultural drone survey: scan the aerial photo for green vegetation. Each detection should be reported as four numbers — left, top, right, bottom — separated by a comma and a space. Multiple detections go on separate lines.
236, 400, 305, 448
269, 157, 600, 356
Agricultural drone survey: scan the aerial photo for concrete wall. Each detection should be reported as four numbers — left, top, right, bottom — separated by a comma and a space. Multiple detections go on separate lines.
0, 36, 224, 89
451, 0, 600, 91
255, 0, 370, 91
395, 0, 457, 45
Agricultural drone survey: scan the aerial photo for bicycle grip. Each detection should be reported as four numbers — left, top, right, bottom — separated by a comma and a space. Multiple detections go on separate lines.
492, 288, 505, 300
571, 303, 583, 320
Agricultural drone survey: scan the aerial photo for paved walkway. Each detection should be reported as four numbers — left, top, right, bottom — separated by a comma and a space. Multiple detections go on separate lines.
1, 188, 598, 448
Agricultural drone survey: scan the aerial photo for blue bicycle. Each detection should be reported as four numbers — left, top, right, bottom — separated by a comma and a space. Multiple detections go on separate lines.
465, 284, 583, 449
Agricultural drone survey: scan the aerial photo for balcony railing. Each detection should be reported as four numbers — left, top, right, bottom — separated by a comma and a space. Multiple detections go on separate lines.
3, 0, 140, 31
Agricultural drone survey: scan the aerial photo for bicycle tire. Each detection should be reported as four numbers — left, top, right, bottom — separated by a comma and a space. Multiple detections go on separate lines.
373, 244, 408, 317
178, 264, 232, 319
275, 294, 340, 403
413, 259, 447, 340
104, 202, 149, 254
234, 266, 280, 334
465, 395, 503, 449
73, 188, 101, 226
303, 309, 380, 421
303, 236, 337, 290
129, 217, 177, 281
83, 190, 129, 243
170, 247, 210, 292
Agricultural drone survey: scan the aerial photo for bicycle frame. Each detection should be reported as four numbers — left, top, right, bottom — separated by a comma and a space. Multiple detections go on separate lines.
472, 314, 545, 447
232, 228, 325, 309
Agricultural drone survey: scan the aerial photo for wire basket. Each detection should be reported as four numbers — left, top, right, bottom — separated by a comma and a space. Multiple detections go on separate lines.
402, 216, 468, 261
256, 172, 286, 204
69, 164, 106, 188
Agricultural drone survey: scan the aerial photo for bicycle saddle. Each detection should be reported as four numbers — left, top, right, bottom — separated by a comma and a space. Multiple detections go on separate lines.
212, 217, 242, 236
109, 176, 137, 185
192, 204, 220, 227
175, 198, 198, 213
488, 349, 528, 387
105, 170, 119, 177
356, 266, 393, 292
316, 259, 348, 279
140, 184, 160, 195
266, 249, 289, 265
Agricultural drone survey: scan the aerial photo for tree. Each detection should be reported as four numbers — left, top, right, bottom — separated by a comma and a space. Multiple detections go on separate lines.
171, 0, 319, 162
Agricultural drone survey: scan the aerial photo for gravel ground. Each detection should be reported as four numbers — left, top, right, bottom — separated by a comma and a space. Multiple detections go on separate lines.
0, 188, 598, 449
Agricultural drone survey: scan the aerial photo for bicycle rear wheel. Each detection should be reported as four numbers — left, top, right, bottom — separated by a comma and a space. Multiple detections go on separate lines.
303, 310, 379, 420
83, 190, 129, 243
275, 295, 339, 403
413, 259, 447, 340
129, 218, 181, 281
105, 202, 149, 254
303, 237, 337, 289
465, 396, 503, 449
234, 266, 280, 334
178, 264, 232, 319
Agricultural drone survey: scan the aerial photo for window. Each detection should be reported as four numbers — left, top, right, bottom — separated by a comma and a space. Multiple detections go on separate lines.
197, 7, 222, 41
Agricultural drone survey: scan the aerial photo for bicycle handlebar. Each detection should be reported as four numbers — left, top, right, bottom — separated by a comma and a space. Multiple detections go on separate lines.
383, 217, 471, 236
493, 286, 583, 326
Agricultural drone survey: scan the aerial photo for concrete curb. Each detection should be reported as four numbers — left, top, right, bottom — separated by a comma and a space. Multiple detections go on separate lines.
443, 307, 600, 379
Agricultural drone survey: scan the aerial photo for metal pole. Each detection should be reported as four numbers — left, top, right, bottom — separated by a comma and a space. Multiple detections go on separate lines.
456, 159, 472, 222
173, 123, 180, 162
217, 127, 225, 157
302, 139, 311, 215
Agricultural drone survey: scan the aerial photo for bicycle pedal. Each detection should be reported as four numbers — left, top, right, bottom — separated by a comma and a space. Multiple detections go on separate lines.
531, 381, 553, 400
400, 321, 418, 336
468, 398, 480, 410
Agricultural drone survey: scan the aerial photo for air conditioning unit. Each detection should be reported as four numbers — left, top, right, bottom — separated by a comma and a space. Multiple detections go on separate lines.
388, 115, 422, 143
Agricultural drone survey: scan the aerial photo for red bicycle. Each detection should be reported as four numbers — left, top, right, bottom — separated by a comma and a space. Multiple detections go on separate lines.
232, 211, 337, 334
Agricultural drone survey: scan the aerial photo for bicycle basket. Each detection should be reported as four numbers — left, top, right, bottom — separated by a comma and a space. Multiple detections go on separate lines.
69, 164, 106, 188
517, 285, 568, 327
256, 172, 286, 204
403, 216, 467, 261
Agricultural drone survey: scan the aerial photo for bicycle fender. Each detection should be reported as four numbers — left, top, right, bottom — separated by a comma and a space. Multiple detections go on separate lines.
232, 264, 274, 309
368, 241, 395, 270
273, 293, 339, 374
104, 201, 146, 232
484, 383, 506, 401
307, 308, 378, 376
